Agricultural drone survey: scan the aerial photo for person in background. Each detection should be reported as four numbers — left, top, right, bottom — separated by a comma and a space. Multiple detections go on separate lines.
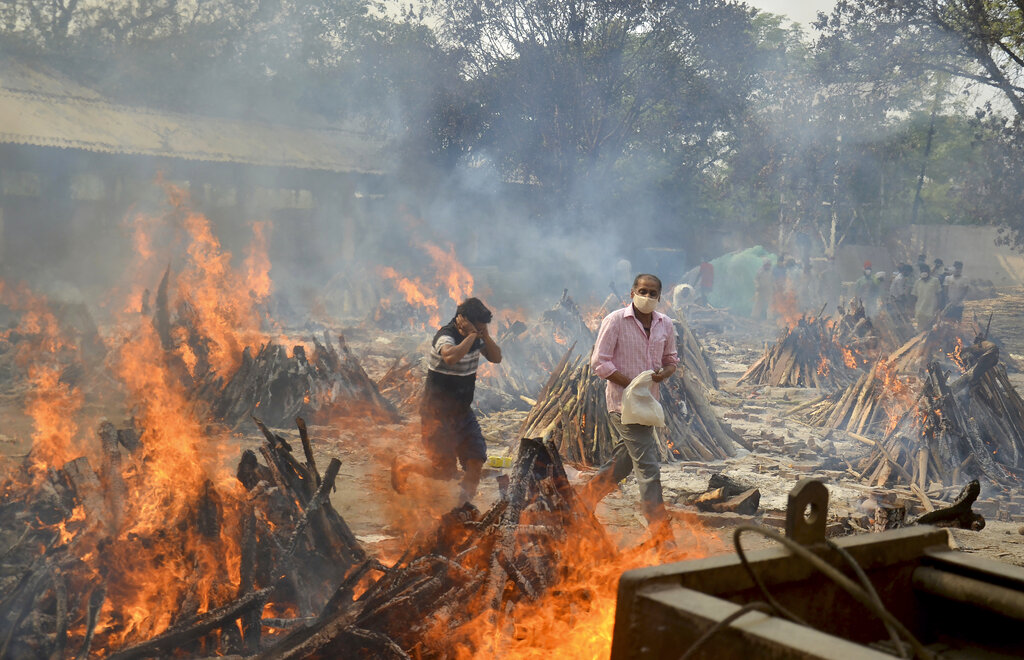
580, 274, 679, 545
943, 260, 969, 322
933, 258, 948, 311
855, 261, 881, 316
912, 264, 941, 332
671, 282, 696, 313
392, 298, 502, 504
612, 258, 633, 296
697, 256, 714, 305
889, 263, 914, 313
752, 259, 773, 320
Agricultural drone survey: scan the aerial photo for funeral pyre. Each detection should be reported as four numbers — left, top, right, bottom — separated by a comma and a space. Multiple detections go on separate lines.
0, 188, 391, 657
796, 316, 1024, 492
737, 305, 874, 389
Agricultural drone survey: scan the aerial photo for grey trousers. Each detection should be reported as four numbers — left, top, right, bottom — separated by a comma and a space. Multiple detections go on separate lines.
581, 412, 667, 524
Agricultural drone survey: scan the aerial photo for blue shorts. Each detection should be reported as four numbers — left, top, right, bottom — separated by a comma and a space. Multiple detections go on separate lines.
420, 408, 487, 478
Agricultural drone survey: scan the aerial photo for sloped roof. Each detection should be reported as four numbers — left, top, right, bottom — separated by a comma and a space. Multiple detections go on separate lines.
0, 60, 387, 174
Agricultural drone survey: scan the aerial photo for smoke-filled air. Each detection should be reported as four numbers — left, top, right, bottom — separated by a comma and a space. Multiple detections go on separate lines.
3, 0, 1024, 658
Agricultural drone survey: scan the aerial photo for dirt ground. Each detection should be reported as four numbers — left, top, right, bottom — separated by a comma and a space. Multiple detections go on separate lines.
280, 289, 1024, 567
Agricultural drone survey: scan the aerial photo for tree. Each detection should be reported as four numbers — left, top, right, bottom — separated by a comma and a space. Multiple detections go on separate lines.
817, 0, 1024, 117
425, 0, 763, 223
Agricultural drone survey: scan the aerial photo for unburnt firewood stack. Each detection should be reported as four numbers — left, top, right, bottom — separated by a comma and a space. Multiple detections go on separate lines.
210, 332, 401, 428
673, 314, 719, 389
518, 346, 737, 466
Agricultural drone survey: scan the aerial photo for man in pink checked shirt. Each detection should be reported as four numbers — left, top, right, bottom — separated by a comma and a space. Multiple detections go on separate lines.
580, 273, 679, 542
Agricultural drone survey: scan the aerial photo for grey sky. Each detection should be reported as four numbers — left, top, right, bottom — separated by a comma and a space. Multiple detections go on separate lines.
748, 0, 837, 28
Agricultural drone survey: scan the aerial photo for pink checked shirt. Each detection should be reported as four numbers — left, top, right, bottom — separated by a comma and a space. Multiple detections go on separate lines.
591, 305, 680, 413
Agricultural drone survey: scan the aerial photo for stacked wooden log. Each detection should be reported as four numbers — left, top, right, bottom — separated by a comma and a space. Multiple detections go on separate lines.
673, 315, 719, 389
518, 347, 737, 466
885, 324, 968, 376
858, 348, 1024, 492
258, 436, 616, 659
738, 315, 862, 389
802, 359, 917, 436
375, 353, 425, 411
210, 332, 401, 428
0, 418, 364, 659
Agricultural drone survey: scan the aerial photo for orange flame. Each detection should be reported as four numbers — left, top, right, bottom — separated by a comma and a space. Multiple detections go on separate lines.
423, 242, 474, 303
439, 517, 722, 659
0, 281, 85, 477
947, 337, 967, 373
244, 220, 273, 300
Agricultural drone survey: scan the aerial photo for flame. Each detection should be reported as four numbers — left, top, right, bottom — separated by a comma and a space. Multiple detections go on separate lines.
438, 516, 722, 659
423, 242, 474, 303
0, 281, 85, 477
175, 201, 266, 378
244, 220, 273, 299
379, 266, 442, 327
841, 346, 859, 370
4, 185, 273, 650
376, 212, 476, 329
874, 359, 915, 435
947, 337, 967, 373
771, 289, 802, 328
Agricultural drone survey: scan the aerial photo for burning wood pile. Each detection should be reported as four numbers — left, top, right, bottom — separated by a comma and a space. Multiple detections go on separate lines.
255, 436, 619, 658
801, 359, 914, 436
0, 418, 364, 658
885, 324, 967, 375
857, 340, 1024, 491
738, 313, 864, 389
518, 347, 738, 466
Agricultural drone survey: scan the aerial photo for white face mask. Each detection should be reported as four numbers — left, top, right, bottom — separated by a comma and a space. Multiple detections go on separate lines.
632, 294, 658, 314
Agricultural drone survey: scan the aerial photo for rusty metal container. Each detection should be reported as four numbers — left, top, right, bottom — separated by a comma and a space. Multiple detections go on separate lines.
612, 480, 1024, 659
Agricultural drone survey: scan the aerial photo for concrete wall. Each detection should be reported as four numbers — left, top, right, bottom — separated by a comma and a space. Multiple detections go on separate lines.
839, 225, 1024, 288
